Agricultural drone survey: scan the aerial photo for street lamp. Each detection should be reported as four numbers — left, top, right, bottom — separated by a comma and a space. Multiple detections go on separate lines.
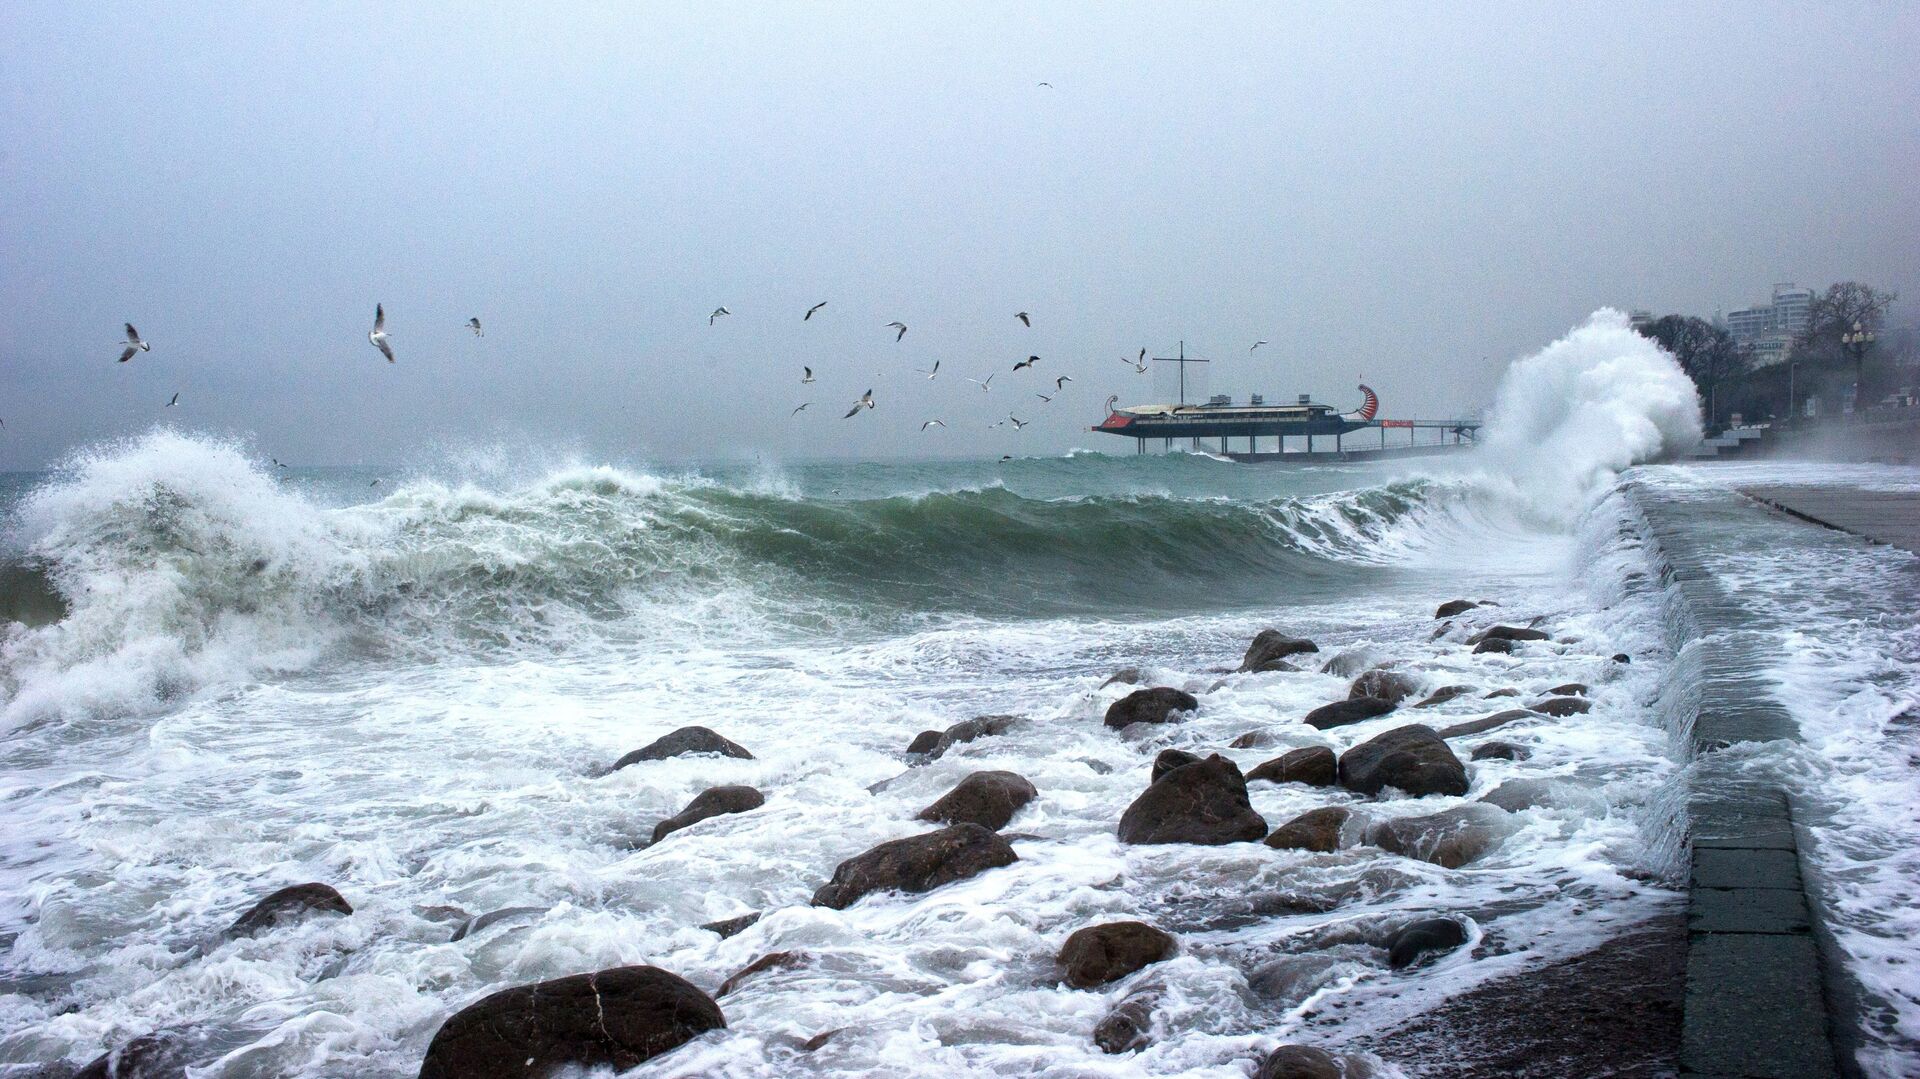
1842, 320, 1876, 418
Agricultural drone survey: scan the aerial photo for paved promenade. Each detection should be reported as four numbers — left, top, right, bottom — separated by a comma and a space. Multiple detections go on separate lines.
1741, 485, 1920, 555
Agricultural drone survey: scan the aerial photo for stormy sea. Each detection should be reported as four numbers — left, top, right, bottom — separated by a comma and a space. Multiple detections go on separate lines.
3, 312, 1917, 1077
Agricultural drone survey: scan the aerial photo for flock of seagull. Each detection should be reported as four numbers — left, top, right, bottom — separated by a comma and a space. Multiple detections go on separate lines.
99, 301, 1274, 442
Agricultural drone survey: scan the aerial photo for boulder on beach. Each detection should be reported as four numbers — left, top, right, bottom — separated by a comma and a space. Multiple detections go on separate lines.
1229, 730, 1277, 749
76, 1031, 193, 1079
1092, 983, 1163, 1054
1304, 696, 1395, 730
915, 770, 1037, 831
1104, 687, 1199, 729
716, 951, 808, 997
1467, 625, 1550, 645
1241, 629, 1320, 672
1412, 684, 1474, 708
1338, 725, 1468, 797
1472, 637, 1516, 655
1480, 779, 1558, 813
223, 883, 351, 940
1117, 754, 1267, 845
811, 823, 1017, 909
1470, 740, 1530, 762
451, 906, 546, 942
1059, 921, 1176, 988
1264, 806, 1352, 853
1483, 687, 1521, 698
1434, 599, 1480, 619
1152, 748, 1203, 783
1530, 696, 1592, 717
905, 730, 943, 755
1101, 668, 1144, 688
701, 912, 761, 939
1247, 746, 1337, 787
1613, 653, 1632, 664
612, 726, 753, 771
1256, 1044, 1345, 1079
1349, 669, 1422, 707
1318, 650, 1375, 678
1367, 803, 1512, 868
417, 965, 724, 1079
1437, 708, 1539, 738
913, 714, 1019, 761
1385, 917, 1470, 969
1547, 682, 1589, 696
652, 785, 765, 843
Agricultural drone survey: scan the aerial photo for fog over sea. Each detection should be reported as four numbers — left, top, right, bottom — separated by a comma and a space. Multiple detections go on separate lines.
2, 312, 1917, 1076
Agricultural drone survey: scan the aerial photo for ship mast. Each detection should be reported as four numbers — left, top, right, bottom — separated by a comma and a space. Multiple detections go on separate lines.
1151, 341, 1209, 406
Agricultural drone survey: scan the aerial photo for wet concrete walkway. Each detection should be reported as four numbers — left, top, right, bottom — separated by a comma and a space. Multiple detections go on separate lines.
1741, 486, 1920, 555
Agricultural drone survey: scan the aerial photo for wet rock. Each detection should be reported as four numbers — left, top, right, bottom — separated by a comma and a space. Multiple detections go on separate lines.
701, 912, 761, 939
811, 823, 1017, 909
653, 785, 765, 843
917, 714, 1019, 760
1100, 668, 1143, 688
904, 730, 943, 755
1229, 730, 1277, 749
1437, 708, 1539, 738
612, 726, 753, 770
1117, 754, 1267, 845
1151, 749, 1203, 783
1468, 625, 1550, 645
223, 883, 351, 940
1103, 687, 1198, 729
1264, 806, 1351, 853
1338, 725, 1468, 797
1247, 746, 1337, 787
417, 904, 470, 927
1480, 779, 1558, 812
1092, 984, 1163, 1054
1059, 921, 1176, 988
1531, 696, 1592, 717
417, 965, 724, 1079
1241, 629, 1320, 672
716, 951, 808, 997
1412, 685, 1474, 708
1612, 653, 1632, 664
1303, 696, 1396, 730
1472, 637, 1516, 655
1318, 650, 1375, 678
1483, 687, 1521, 698
1469, 740, 1530, 762
1547, 682, 1589, 696
1385, 917, 1470, 969
452, 906, 546, 942
1080, 758, 1115, 775
915, 770, 1037, 831
1257, 1044, 1343, 1079
75, 1030, 192, 1079
1251, 659, 1303, 674
1350, 669, 1422, 707
1368, 803, 1511, 868
1434, 599, 1480, 619
800, 1029, 839, 1051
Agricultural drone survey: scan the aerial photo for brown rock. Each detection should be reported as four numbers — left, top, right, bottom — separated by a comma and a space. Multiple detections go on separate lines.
1092, 985, 1162, 1054
1547, 682, 1589, 696
1368, 803, 1512, 867
1241, 629, 1320, 671
1117, 755, 1267, 845
1386, 917, 1470, 968
1303, 696, 1395, 730
1059, 921, 1176, 988
904, 730, 942, 755
612, 726, 753, 770
701, 912, 761, 939
1229, 730, 1277, 749
1484, 687, 1522, 698
1412, 685, 1474, 708
1151, 749, 1203, 783
1264, 806, 1351, 852
652, 785, 765, 843
1247, 746, 1337, 787
1349, 669, 1422, 706
811, 824, 1017, 909
915, 714, 1019, 760
1467, 625, 1550, 645
1473, 637, 1516, 655
1103, 687, 1198, 729
75, 1031, 192, 1079
915, 770, 1037, 831
1434, 599, 1480, 619
1531, 696, 1592, 717
1438, 708, 1539, 738
1338, 725, 1468, 797
223, 883, 351, 940
1469, 741, 1530, 762
1257, 1044, 1344, 1079
417, 966, 724, 1079
716, 951, 808, 997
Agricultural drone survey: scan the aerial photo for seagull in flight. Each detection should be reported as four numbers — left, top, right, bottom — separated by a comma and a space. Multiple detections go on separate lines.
467, 318, 483, 336
1015, 312, 1031, 327
166, 392, 179, 407
710, 307, 731, 325
966, 373, 995, 392
1013, 355, 1039, 371
369, 479, 381, 487
117, 323, 149, 363
792, 403, 810, 417
1037, 82, 1054, 88
805, 301, 828, 321
802, 366, 816, 384
917, 361, 940, 380
1035, 392, 1054, 403
921, 419, 946, 431
885, 321, 908, 341
271, 457, 290, 469
842, 389, 875, 418
1121, 355, 1147, 374
1250, 340, 1267, 351
1054, 375, 1073, 389
1008, 415, 1028, 430
368, 305, 394, 362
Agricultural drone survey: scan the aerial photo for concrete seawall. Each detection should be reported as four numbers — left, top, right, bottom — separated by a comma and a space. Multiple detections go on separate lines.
1627, 478, 1852, 1078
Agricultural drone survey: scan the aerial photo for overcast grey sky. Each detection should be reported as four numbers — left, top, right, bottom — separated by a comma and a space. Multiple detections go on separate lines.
2, 2, 1915, 469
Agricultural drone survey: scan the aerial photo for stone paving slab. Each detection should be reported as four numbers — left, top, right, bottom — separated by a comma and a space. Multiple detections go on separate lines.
1741, 485, 1920, 554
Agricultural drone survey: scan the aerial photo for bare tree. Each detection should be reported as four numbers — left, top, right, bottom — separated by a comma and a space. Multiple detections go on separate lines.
1793, 281, 1898, 369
